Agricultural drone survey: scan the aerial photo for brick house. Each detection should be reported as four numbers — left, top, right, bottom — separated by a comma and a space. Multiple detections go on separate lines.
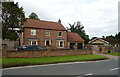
67, 32, 84, 49
89, 38, 120, 47
89, 38, 120, 53
20, 19, 84, 49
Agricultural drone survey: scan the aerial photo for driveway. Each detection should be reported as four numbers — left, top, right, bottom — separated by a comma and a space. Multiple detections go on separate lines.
93, 52, 119, 59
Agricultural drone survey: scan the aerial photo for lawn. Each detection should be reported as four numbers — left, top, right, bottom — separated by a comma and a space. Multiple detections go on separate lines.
105, 53, 120, 56
2, 54, 108, 68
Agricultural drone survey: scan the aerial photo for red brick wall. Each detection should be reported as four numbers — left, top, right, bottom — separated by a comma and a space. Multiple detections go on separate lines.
4, 50, 92, 58
22, 28, 67, 49
95, 46, 115, 53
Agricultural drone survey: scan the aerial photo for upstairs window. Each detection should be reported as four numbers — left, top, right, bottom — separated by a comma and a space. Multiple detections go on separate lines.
46, 31, 50, 36
58, 32, 62, 37
31, 29, 36, 36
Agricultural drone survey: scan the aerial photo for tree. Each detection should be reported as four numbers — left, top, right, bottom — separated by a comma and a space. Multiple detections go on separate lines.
102, 32, 120, 39
102, 36, 105, 38
90, 37, 97, 41
67, 22, 76, 32
67, 21, 89, 43
106, 35, 115, 39
115, 32, 120, 39
2, 1, 26, 41
28, 12, 40, 20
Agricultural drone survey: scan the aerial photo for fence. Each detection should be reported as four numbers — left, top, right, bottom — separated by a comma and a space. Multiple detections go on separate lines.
2, 40, 19, 50
2, 44, 92, 58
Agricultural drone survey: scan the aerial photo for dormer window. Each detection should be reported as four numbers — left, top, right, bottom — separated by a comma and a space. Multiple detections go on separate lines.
31, 29, 36, 36
58, 32, 62, 37
46, 31, 50, 36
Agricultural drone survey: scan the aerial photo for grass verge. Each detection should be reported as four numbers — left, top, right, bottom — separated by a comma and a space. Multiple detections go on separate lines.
2, 54, 108, 68
105, 53, 120, 56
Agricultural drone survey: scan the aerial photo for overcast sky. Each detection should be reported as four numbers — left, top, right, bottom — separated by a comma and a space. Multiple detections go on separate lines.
14, 0, 119, 38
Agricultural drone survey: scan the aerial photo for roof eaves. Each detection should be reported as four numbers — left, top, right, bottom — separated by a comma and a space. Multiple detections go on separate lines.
23, 27, 67, 31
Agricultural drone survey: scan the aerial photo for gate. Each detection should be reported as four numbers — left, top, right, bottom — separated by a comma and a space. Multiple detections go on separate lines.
92, 45, 99, 53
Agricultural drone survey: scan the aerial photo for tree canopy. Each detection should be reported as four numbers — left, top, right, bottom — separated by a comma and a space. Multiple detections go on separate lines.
28, 12, 40, 20
91, 32, 120, 40
103, 32, 120, 39
115, 32, 120, 39
2, 2, 26, 41
90, 37, 97, 41
67, 21, 89, 43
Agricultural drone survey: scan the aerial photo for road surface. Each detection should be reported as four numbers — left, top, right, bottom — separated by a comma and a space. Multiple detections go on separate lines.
2, 59, 120, 77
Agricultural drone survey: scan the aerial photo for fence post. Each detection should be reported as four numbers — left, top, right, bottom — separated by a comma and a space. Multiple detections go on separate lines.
47, 45, 51, 51
2, 44, 8, 58
90, 47, 93, 54
74, 44, 78, 50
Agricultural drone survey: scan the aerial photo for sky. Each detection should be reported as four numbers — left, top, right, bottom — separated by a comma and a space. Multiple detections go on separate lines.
13, 0, 119, 38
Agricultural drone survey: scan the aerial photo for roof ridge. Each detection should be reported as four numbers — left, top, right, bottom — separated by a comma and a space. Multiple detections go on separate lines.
68, 32, 77, 34
27, 19, 59, 23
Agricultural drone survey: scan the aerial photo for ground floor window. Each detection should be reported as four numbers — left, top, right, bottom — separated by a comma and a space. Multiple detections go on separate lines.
30, 40, 38, 45
45, 40, 51, 46
57, 40, 64, 48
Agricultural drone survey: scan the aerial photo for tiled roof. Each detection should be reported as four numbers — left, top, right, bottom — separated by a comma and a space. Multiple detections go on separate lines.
89, 38, 120, 44
67, 32, 84, 43
23, 19, 66, 31
101, 38, 120, 44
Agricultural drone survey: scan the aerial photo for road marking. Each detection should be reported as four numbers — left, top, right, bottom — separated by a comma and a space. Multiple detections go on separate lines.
109, 67, 120, 71
85, 73, 93, 76
2, 59, 112, 70
76, 73, 93, 77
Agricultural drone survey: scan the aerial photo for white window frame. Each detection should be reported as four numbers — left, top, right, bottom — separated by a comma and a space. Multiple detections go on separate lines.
45, 40, 51, 46
57, 40, 64, 48
46, 30, 50, 36
58, 31, 62, 37
118, 44, 119, 47
30, 40, 38, 45
31, 29, 36, 36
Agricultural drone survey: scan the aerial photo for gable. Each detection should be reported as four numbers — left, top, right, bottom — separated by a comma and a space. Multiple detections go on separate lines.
92, 39, 107, 44
89, 38, 109, 45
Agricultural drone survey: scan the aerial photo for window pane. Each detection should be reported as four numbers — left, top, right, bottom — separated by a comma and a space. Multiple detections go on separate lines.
31, 29, 36, 35
46, 40, 50, 46
60, 41, 63, 47
58, 32, 62, 36
31, 41, 37, 45
46, 31, 50, 36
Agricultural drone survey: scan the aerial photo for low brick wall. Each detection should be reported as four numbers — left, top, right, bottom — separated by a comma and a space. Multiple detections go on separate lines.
94, 46, 119, 53
3, 50, 92, 58
2, 44, 92, 58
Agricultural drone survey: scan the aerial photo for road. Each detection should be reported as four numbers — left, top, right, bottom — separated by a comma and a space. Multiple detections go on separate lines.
2, 59, 120, 77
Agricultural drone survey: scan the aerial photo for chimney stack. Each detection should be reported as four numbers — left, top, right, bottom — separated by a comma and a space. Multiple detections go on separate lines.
58, 19, 61, 24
